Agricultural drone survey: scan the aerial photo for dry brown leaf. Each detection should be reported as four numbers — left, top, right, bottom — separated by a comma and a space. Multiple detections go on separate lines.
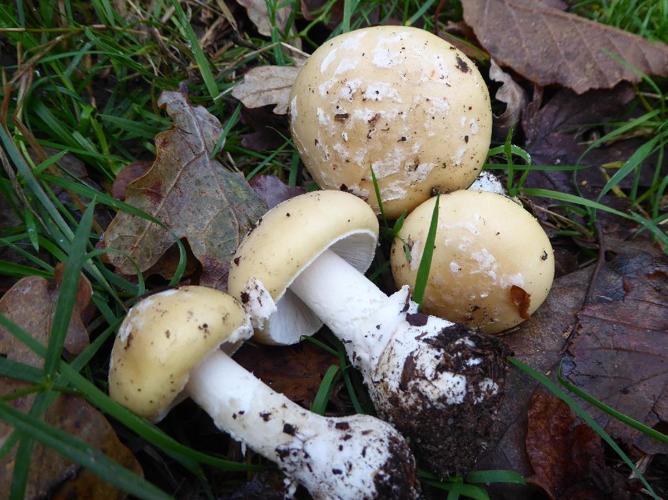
235, 0, 291, 37
0, 274, 142, 498
564, 244, 668, 455
102, 91, 266, 289
232, 66, 300, 115
0, 272, 91, 365
489, 59, 526, 134
234, 342, 338, 408
463, 0, 668, 93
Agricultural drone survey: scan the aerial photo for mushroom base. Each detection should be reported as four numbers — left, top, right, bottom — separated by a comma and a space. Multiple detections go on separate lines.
369, 321, 510, 477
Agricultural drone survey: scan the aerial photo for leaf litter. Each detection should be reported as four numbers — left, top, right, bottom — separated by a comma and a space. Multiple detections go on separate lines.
0, 271, 141, 498
463, 0, 668, 93
102, 91, 266, 290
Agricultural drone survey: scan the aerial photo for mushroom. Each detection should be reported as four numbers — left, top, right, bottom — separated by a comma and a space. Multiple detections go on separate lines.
108, 286, 420, 499
289, 26, 492, 218
391, 190, 555, 334
229, 191, 509, 476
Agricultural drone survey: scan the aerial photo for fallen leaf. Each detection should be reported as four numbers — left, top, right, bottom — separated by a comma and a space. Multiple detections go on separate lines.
0, 271, 91, 365
102, 91, 266, 290
564, 243, 668, 454
111, 160, 152, 200
235, 0, 291, 37
0, 274, 142, 498
526, 390, 630, 499
489, 59, 527, 135
462, 0, 668, 93
521, 84, 658, 200
233, 341, 338, 408
231, 66, 300, 115
249, 175, 305, 209
478, 265, 593, 476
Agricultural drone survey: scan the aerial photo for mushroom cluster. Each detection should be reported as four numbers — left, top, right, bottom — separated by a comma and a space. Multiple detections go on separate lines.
229, 191, 510, 476
289, 26, 492, 218
109, 286, 420, 499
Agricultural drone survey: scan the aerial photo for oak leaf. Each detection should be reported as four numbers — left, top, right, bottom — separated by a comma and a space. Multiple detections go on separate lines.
235, 0, 291, 37
463, 0, 668, 93
102, 91, 266, 289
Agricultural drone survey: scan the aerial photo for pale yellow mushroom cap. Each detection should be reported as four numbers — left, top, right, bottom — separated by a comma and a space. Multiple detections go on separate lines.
228, 190, 379, 344
289, 26, 492, 219
108, 286, 251, 420
391, 191, 554, 334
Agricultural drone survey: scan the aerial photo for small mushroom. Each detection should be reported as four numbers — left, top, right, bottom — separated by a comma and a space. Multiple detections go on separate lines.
289, 26, 492, 218
391, 191, 555, 334
109, 286, 419, 499
229, 191, 509, 476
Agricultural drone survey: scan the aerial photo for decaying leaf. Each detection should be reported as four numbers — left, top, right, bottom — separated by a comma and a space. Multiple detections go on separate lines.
462, 0, 668, 93
0, 274, 142, 498
0, 271, 91, 365
249, 175, 305, 209
522, 84, 645, 195
479, 265, 593, 475
489, 59, 526, 134
236, 0, 291, 37
102, 91, 266, 289
232, 66, 300, 115
564, 244, 668, 454
111, 160, 152, 201
234, 342, 338, 408
526, 390, 630, 499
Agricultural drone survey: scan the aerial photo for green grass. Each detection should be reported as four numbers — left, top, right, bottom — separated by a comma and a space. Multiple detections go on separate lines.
573, 0, 668, 42
0, 0, 666, 498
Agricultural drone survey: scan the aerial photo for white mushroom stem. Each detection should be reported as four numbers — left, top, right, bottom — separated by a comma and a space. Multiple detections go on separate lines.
187, 349, 324, 461
187, 349, 418, 499
291, 249, 415, 372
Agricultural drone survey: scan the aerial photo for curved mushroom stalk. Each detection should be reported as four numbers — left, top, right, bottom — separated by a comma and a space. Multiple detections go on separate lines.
189, 350, 420, 499
109, 287, 420, 499
288, 250, 510, 476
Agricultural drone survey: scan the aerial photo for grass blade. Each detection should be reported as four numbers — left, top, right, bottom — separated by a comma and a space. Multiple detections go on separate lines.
310, 364, 340, 415
509, 357, 658, 499
43, 200, 95, 379
0, 399, 172, 500
412, 194, 439, 307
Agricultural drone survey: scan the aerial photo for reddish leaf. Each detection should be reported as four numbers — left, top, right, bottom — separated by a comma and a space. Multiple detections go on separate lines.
234, 342, 338, 408
564, 243, 668, 454
249, 175, 305, 209
462, 0, 668, 93
240, 106, 290, 152
526, 390, 630, 499
102, 91, 266, 290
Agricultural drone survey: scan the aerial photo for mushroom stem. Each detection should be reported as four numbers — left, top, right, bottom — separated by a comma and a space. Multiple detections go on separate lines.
187, 349, 420, 498
290, 250, 389, 343
187, 349, 322, 462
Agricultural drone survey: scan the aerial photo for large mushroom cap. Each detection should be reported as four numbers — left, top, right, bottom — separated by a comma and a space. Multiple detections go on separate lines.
109, 286, 251, 420
290, 26, 492, 219
228, 190, 379, 344
391, 191, 555, 334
